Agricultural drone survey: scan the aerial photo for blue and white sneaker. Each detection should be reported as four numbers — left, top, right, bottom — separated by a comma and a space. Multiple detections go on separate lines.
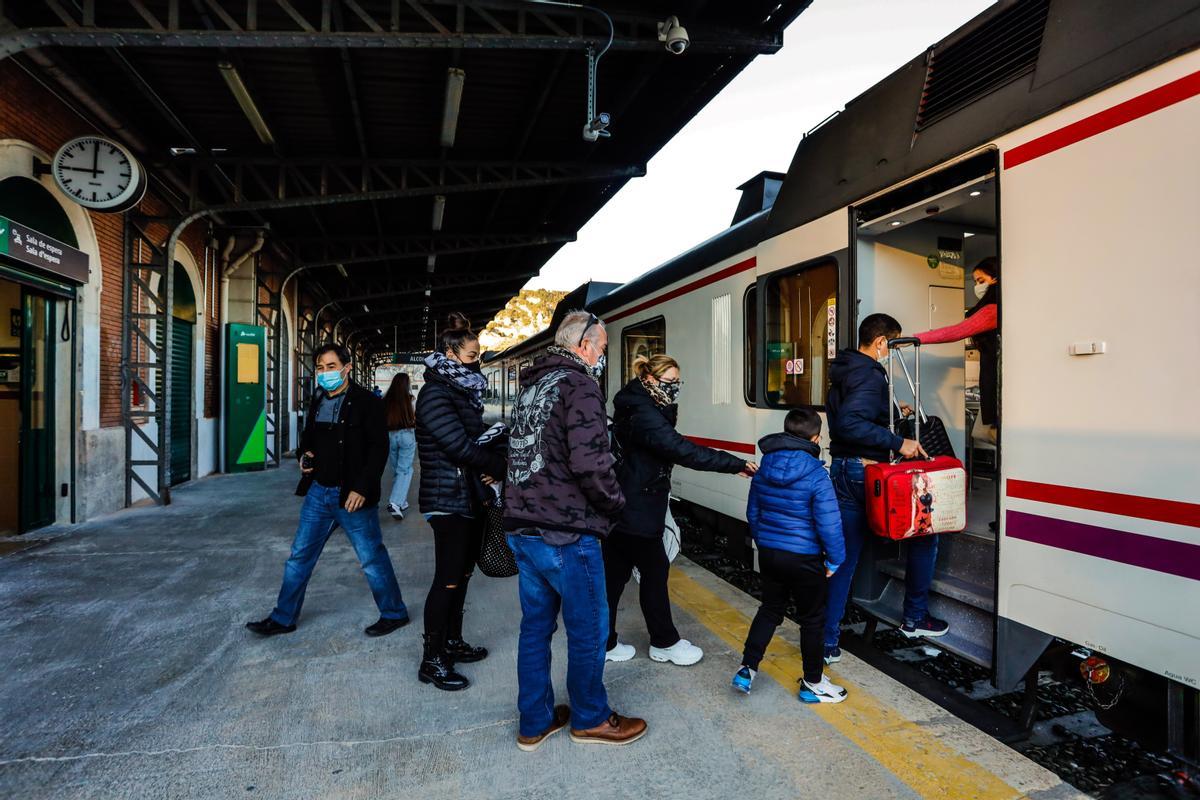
799, 676, 848, 704
731, 666, 755, 694
823, 646, 842, 665
900, 615, 950, 639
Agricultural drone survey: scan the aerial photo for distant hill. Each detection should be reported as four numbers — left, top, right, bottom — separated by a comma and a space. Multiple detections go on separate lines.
479, 288, 568, 352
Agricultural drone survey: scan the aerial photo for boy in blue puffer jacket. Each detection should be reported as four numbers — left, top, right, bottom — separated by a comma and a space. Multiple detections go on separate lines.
732, 409, 847, 703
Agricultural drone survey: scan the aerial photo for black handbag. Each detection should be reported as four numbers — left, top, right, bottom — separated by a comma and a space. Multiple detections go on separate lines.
477, 504, 518, 578
898, 414, 956, 459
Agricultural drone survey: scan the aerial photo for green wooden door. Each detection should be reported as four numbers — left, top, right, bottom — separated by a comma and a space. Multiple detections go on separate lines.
170, 317, 192, 485
18, 290, 55, 532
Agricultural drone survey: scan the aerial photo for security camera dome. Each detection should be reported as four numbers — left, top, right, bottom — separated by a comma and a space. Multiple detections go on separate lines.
657, 16, 689, 55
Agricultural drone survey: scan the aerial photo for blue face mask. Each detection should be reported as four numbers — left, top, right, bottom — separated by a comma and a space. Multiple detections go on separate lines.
316, 369, 345, 392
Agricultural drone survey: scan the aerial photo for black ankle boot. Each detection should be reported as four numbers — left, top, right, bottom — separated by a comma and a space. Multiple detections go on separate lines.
419, 633, 469, 691
445, 611, 488, 663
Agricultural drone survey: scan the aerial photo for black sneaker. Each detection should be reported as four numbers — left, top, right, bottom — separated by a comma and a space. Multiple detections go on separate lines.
900, 616, 950, 638
365, 615, 410, 637
245, 617, 296, 637
823, 646, 842, 665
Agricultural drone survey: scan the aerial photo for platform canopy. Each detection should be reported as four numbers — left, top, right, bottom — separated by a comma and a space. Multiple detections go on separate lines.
1, 0, 810, 353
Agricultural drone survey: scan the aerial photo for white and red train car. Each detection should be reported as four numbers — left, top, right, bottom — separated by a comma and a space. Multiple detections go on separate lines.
487, 0, 1200, 750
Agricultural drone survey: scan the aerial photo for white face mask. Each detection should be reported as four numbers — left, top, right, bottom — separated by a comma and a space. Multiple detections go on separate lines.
974, 281, 989, 299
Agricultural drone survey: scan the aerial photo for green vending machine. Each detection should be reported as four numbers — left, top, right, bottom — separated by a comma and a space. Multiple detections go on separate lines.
225, 323, 266, 472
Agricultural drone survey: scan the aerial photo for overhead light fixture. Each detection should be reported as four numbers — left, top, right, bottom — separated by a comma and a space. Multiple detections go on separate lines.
432, 195, 446, 231
964, 232, 976, 238
889, 220, 902, 227
217, 61, 274, 145
441, 68, 466, 148
362, 303, 370, 312
169, 146, 197, 156
426, 255, 437, 273
969, 190, 982, 197
376, 328, 382, 334
337, 263, 348, 277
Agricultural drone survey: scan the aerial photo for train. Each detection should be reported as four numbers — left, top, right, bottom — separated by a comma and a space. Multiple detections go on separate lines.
482, 0, 1200, 752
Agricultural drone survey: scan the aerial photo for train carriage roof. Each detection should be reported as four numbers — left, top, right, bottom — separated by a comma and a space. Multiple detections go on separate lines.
766, 0, 1200, 237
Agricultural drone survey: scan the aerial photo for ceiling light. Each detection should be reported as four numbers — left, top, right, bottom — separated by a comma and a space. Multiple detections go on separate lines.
441, 68, 466, 148
217, 61, 274, 145
362, 304, 369, 312
889, 220, 902, 227
169, 146, 197, 156
426, 255, 436, 272
964, 232, 975, 238
336, 263, 348, 277
969, 190, 982, 197
377, 328, 382, 334
432, 195, 446, 231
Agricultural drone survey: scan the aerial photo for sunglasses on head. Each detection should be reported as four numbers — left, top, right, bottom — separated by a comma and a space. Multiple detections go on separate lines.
578, 313, 601, 346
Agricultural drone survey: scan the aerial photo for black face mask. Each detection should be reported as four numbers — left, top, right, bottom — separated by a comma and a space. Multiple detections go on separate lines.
464, 361, 483, 373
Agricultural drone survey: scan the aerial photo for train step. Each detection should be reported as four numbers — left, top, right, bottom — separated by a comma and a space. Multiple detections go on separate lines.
856, 579, 995, 668
875, 558, 995, 612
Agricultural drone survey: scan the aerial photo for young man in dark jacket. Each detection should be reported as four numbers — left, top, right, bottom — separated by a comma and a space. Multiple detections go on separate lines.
504, 311, 647, 751
734, 408, 845, 702
246, 343, 408, 638
822, 313, 942, 666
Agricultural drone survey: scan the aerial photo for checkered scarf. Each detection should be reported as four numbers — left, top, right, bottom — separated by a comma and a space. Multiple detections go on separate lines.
425, 351, 488, 409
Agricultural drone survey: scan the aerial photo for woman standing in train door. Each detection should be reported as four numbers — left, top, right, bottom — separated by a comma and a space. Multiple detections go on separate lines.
604, 354, 758, 666
913, 257, 1000, 443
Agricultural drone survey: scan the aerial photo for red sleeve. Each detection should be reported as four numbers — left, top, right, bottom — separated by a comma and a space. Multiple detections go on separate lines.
914, 303, 997, 345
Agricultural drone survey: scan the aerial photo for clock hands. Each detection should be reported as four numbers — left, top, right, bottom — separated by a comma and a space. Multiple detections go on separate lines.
92, 141, 99, 176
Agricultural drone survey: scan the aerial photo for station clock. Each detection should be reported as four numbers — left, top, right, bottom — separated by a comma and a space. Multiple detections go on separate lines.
50, 136, 147, 213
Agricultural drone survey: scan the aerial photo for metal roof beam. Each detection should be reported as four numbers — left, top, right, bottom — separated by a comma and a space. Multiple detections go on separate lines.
0, 2, 782, 58
178, 160, 643, 214
292, 233, 574, 269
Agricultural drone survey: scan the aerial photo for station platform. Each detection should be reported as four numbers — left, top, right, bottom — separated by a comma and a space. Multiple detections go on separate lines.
0, 464, 1087, 800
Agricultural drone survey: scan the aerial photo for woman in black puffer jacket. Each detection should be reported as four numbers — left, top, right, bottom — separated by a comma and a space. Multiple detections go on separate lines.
415, 312, 506, 691
605, 354, 756, 668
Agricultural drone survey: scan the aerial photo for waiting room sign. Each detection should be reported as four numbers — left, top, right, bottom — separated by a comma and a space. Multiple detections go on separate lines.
0, 216, 89, 284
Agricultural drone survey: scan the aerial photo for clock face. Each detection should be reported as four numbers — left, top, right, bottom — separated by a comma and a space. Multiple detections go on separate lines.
51, 137, 146, 212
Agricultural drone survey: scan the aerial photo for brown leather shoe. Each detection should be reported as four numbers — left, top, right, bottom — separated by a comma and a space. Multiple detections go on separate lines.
569, 711, 647, 746
517, 705, 571, 752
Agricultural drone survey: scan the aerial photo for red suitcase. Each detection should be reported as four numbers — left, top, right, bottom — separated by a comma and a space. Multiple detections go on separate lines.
864, 338, 967, 540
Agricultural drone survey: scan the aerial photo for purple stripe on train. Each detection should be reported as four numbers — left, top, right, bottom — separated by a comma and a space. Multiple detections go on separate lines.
1005, 511, 1200, 582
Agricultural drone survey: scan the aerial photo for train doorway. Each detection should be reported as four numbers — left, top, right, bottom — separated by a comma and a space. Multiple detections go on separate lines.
850, 150, 1001, 668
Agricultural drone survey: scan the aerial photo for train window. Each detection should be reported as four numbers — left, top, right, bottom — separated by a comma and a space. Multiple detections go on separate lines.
744, 286, 757, 406
621, 316, 666, 384
764, 259, 838, 408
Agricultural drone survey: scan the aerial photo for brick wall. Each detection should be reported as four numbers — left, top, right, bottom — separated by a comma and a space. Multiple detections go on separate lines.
0, 60, 211, 427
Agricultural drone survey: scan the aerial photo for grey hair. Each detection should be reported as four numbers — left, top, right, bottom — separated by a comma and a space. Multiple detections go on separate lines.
554, 309, 604, 348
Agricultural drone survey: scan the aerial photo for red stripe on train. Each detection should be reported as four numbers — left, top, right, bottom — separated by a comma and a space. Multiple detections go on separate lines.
683, 435, 757, 455
1007, 479, 1200, 529
1004, 68, 1200, 169
605, 256, 756, 324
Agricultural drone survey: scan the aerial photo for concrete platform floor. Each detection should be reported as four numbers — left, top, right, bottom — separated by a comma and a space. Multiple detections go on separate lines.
0, 463, 1087, 800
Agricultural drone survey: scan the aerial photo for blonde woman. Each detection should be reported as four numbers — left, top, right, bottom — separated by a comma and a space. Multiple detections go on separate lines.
605, 354, 757, 666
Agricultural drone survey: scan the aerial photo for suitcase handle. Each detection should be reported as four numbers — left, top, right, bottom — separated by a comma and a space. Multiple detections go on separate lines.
887, 336, 922, 462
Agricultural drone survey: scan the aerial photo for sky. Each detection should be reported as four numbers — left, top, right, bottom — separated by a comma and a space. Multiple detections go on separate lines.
524, 0, 995, 291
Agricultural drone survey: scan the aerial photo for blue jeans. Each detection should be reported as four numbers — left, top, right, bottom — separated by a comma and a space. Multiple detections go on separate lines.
507, 532, 612, 737
823, 458, 939, 649
387, 429, 416, 510
270, 483, 408, 626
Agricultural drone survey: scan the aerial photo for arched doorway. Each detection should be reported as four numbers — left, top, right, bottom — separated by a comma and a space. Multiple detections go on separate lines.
168, 262, 196, 485
0, 176, 76, 533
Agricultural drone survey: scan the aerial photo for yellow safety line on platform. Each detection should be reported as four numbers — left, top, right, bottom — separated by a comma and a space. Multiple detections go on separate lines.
668, 569, 1025, 800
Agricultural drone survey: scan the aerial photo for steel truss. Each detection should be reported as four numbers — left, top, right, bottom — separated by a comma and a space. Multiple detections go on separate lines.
289, 232, 575, 270
121, 216, 174, 505
0, 1, 781, 58
178, 160, 644, 213
255, 266, 283, 468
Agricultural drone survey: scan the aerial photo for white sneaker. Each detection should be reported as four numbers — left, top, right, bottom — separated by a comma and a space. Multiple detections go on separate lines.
648, 639, 703, 666
605, 642, 635, 662
799, 676, 848, 704
387, 503, 404, 521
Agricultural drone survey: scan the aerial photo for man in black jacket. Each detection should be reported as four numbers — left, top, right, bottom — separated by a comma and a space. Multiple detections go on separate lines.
246, 343, 408, 637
